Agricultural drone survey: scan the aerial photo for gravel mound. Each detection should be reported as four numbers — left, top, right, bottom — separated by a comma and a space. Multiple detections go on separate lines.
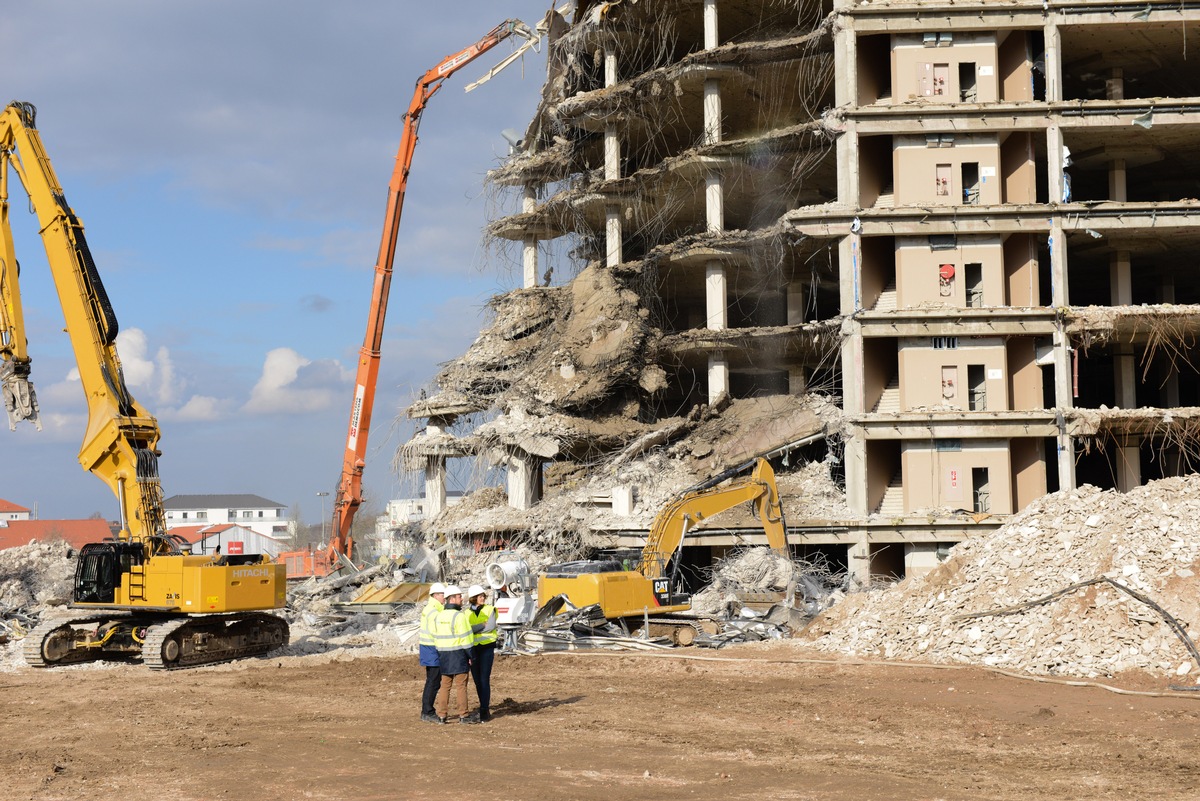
799, 477, 1200, 680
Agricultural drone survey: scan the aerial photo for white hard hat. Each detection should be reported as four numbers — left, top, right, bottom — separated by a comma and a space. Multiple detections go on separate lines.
467, 584, 486, 600
443, 584, 463, 597
429, 582, 446, 596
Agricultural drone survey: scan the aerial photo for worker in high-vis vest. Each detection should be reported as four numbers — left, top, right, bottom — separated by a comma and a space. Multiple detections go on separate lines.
467, 584, 498, 723
432, 585, 476, 724
418, 582, 446, 724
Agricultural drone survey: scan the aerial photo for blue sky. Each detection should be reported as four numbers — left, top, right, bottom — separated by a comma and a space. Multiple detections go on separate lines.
1, 2, 555, 523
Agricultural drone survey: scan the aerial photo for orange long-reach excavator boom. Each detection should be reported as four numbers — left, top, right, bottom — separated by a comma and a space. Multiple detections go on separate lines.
326, 19, 537, 568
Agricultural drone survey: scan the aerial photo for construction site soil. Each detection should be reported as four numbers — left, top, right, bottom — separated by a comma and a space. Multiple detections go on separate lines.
3, 646, 1199, 801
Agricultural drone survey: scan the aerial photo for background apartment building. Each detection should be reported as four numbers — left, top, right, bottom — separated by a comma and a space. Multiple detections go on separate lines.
405, 0, 1200, 586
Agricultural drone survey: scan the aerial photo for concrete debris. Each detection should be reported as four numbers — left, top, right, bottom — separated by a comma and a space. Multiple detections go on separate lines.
424, 394, 846, 559
430, 265, 653, 420
0, 539, 75, 610
799, 476, 1200, 681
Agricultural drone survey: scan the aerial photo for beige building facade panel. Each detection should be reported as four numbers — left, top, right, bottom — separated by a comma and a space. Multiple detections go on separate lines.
897, 336, 1009, 412
893, 135, 1001, 206
891, 33, 999, 104
901, 439, 1013, 515
895, 235, 1004, 309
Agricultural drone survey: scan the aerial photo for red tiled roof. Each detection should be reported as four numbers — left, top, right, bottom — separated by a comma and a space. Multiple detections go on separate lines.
0, 519, 114, 550
168, 525, 208, 544
0, 498, 31, 514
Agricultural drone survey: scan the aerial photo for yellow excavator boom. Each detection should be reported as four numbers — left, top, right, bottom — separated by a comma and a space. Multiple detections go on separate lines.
0, 101, 166, 548
1, 101, 288, 669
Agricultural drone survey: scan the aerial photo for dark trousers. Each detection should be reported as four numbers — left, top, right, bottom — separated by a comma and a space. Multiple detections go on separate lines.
422, 666, 441, 716
470, 643, 496, 715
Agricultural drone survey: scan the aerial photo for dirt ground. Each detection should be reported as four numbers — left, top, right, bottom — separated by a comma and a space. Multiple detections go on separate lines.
4, 644, 1200, 801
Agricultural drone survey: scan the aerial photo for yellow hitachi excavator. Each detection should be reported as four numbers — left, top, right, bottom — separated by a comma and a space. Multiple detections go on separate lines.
537, 456, 790, 644
0, 101, 288, 669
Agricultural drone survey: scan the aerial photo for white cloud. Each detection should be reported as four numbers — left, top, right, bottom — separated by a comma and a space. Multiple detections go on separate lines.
161, 395, 228, 422
243, 347, 349, 415
115, 328, 182, 406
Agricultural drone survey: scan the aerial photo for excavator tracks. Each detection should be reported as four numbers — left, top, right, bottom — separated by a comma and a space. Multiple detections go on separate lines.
142, 613, 289, 670
23, 613, 131, 668
630, 617, 716, 647
23, 612, 289, 670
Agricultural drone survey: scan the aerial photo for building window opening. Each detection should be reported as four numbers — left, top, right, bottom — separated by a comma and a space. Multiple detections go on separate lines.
965, 262, 984, 307
959, 63, 978, 102
972, 467, 991, 513
968, 364, 987, 411
962, 162, 980, 204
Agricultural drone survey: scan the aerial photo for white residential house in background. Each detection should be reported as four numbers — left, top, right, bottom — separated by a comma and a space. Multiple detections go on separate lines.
373, 492, 463, 558
0, 499, 32, 522
162, 494, 291, 540
170, 523, 289, 559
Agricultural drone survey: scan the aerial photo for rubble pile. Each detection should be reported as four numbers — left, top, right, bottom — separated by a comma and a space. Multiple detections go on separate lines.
800, 477, 1200, 680
0, 540, 74, 613
279, 560, 442, 661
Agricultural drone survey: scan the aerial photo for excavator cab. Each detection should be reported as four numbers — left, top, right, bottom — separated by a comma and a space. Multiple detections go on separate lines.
74, 542, 145, 604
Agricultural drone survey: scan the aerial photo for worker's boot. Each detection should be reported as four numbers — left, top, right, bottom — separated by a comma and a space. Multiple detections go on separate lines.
420, 713, 442, 724
479, 710, 492, 723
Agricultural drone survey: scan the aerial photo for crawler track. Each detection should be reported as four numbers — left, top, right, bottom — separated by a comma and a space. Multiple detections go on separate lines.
142, 613, 289, 670
23, 614, 128, 667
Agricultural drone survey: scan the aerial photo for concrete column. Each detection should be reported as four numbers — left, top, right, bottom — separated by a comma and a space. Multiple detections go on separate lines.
788, 367, 807, 395
606, 208, 623, 267
832, 1, 856, 108
836, 120, 859, 207
705, 262, 727, 330
604, 124, 621, 181
1162, 275, 1181, 407
1106, 67, 1124, 101
1110, 251, 1135, 409
1042, 16, 1062, 102
843, 428, 868, 517
706, 255, 728, 402
708, 351, 729, 403
787, 280, 806, 325
847, 534, 870, 589
839, 234, 865, 415
1110, 250, 1140, 491
522, 185, 538, 288
604, 47, 622, 268
424, 456, 447, 518
506, 452, 541, 511
701, 2, 728, 411
1046, 124, 1066, 207
1109, 159, 1127, 203
1048, 218, 1076, 490
423, 416, 450, 517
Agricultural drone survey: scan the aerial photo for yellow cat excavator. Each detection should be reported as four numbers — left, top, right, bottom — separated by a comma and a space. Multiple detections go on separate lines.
0, 101, 288, 669
537, 456, 791, 644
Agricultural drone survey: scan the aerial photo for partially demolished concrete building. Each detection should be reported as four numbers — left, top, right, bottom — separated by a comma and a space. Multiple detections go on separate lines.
402, 0, 1200, 587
